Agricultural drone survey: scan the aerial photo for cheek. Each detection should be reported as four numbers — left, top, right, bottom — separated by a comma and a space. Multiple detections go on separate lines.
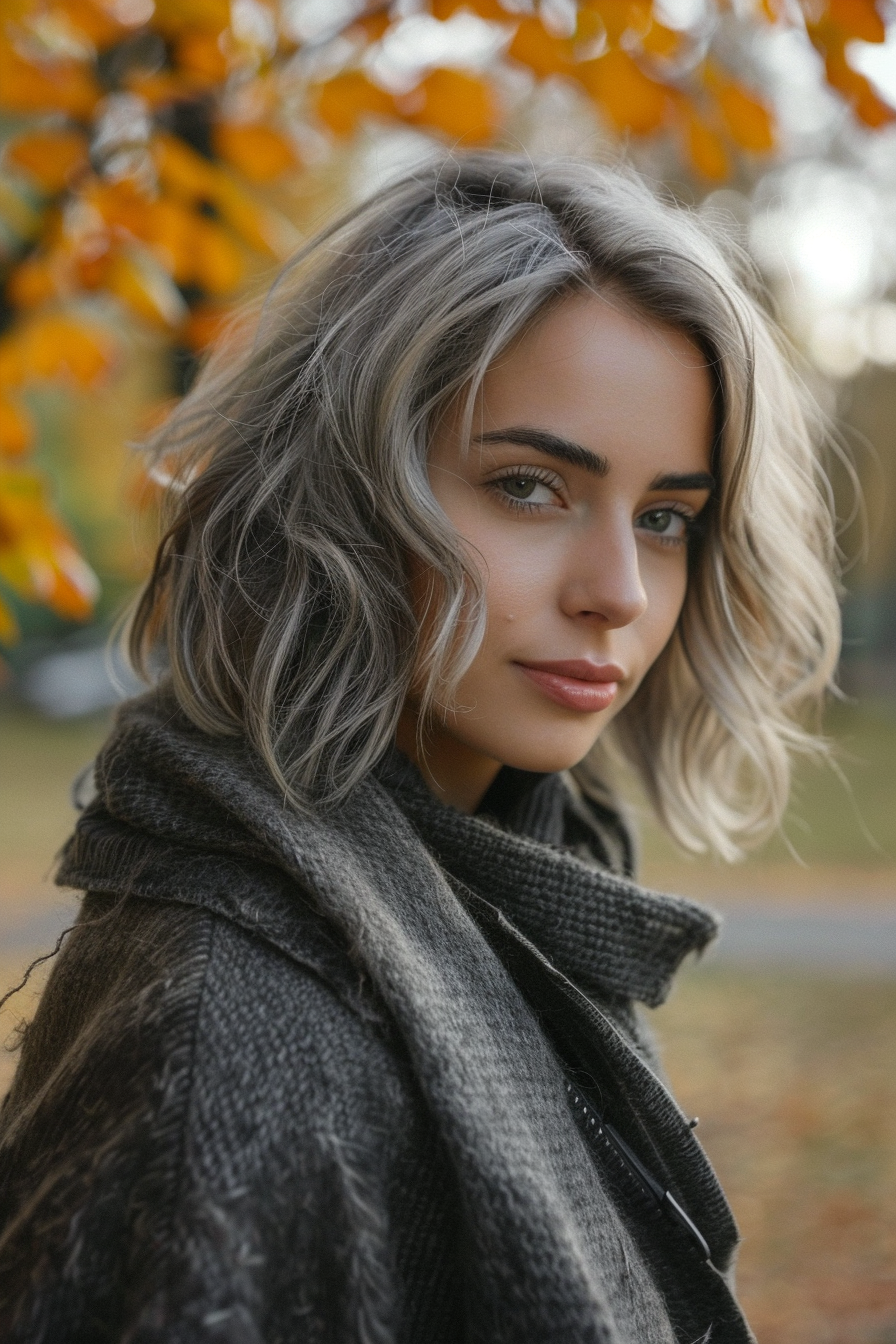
640, 553, 690, 654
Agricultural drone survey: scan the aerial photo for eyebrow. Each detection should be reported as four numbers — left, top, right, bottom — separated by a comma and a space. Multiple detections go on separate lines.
648, 471, 715, 492
474, 428, 609, 476
474, 429, 715, 494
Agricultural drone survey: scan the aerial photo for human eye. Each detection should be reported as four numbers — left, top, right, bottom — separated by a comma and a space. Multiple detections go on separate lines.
635, 505, 695, 547
486, 468, 564, 512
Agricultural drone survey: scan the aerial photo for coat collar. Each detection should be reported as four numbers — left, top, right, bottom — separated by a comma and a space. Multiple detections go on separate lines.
375, 746, 717, 1009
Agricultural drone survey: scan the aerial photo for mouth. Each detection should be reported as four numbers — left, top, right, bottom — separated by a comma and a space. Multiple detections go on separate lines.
514, 659, 624, 714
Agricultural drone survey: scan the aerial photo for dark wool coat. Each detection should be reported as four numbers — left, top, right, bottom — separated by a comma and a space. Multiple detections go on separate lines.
0, 691, 755, 1344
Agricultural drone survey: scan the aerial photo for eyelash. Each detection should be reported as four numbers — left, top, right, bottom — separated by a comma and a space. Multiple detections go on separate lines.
486, 467, 564, 512
487, 469, 702, 544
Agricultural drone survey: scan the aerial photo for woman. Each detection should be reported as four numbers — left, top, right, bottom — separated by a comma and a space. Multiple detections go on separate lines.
0, 155, 839, 1343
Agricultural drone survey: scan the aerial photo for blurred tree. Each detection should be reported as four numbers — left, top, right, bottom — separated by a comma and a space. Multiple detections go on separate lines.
1, 0, 893, 641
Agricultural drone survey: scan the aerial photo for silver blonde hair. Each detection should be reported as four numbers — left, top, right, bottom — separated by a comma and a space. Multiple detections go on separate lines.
129, 153, 841, 859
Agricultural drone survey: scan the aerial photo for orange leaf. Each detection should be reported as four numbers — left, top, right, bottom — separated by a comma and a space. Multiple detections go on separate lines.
174, 27, 232, 83
126, 67, 201, 107
6, 129, 90, 193
0, 41, 100, 118
213, 123, 299, 183
0, 467, 99, 620
825, 0, 886, 42
680, 106, 730, 179
405, 68, 496, 142
714, 81, 775, 151
577, 49, 668, 134
192, 218, 244, 294
352, 11, 391, 43
314, 71, 396, 136
814, 27, 896, 125
0, 394, 34, 459
430, 0, 509, 18
152, 133, 221, 201
578, 0, 640, 44
17, 314, 117, 386
153, 133, 294, 257
508, 17, 573, 77
56, 0, 128, 48
0, 591, 19, 644
105, 250, 188, 326
7, 253, 65, 309
151, 0, 231, 37
182, 301, 230, 351
640, 19, 680, 57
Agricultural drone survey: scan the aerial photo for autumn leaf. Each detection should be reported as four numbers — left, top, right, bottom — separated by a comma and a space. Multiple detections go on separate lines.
0, 394, 34, 460
0, 591, 19, 644
174, 27, 233, 84
679, 104, 730, 179
314, 71, 396, 137
0, 40, 101, 118
105, 250, 188, 327
6, 129, 90, 194
0, 467, 99, 621
577, 48, 669, 134
182, 301, 230, 351
811, 26, 896, 126
508, 17, 573, 77
406, 68, 497, 143
213, 123, 299, 183
713, 79, 775, 151
430, 0, 510, 18
824, 0, 886, 44
13, 314, 117, 388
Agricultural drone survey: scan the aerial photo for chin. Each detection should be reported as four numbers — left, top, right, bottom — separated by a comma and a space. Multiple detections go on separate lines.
483, 728, 601, 776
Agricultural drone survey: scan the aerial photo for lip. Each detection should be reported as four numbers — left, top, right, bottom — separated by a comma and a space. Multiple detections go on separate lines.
515, 659, 624, 713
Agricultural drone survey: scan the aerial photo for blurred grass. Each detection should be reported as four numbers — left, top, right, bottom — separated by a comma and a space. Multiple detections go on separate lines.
656, 967, 896, 1344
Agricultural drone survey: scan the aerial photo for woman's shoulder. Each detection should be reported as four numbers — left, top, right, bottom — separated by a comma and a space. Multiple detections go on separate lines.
4, 887, 395, 1137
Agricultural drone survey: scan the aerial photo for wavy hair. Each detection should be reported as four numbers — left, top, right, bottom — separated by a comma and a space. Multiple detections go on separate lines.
128, 153, 841, 858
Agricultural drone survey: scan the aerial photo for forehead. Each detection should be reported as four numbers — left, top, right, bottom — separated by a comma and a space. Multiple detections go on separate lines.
469, 291, 714, 475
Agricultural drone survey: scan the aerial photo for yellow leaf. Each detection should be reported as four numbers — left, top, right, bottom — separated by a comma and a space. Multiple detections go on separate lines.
825, 0, 886, 42
714, 81, 775, 151
431, 0, 509, 17
814, 29, 896, 125
105, 250, 188, 326
577, 49, 668, 134
56, 0, 128, 49
213, 123, 299, 183
183, 301, 230, 351
314, 71, 396, 137
0, 467, 99, 621
405, 68, 496, 143
174, 27, 232, 83
7, 253, 65, 309
0, 39, 101, 118
6, 129, 90, 194
0, 394, 34, 459
578, 0, 640, 44
0, 591, 19, 644
16, 314, 117, 386
152, 0, 231, 37
640, 19, 680, 57
191, 218, 244, 295
679, 105, 730, 179
508, 17, 573, 77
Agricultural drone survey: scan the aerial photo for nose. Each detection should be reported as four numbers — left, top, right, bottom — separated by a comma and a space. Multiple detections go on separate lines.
560, 513, 648, 629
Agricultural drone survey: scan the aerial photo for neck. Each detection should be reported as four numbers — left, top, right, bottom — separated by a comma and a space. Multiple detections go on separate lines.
395, 707, 503, 813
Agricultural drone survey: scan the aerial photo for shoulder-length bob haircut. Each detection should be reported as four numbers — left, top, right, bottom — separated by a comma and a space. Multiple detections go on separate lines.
129, 152, 841, 859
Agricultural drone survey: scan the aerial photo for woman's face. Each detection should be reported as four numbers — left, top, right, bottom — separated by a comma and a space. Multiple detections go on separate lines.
399, 290, 715, 811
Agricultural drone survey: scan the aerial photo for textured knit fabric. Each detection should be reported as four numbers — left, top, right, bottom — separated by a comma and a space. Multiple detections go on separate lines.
0, 689, 754, 1344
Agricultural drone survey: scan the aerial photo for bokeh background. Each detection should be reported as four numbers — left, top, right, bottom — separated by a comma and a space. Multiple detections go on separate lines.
1, 2, 895, 1339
